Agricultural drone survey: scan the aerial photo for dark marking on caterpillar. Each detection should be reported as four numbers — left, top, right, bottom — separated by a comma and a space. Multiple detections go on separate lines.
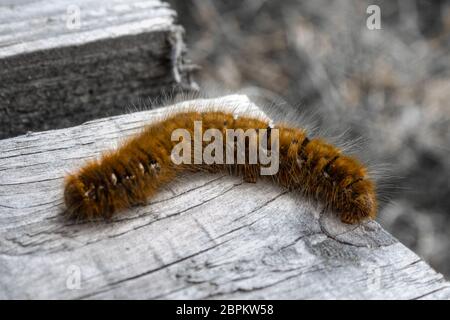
64, 110, 377, 224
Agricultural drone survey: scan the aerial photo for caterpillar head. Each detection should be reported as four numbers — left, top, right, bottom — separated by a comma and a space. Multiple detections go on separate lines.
340, 180, 378, 224
64, 175, 104, 220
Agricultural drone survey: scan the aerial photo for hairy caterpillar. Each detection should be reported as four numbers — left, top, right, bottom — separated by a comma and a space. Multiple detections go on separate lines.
64, 104, 377, 224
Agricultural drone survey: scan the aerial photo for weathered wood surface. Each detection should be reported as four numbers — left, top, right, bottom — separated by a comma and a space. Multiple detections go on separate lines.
0, 95, 449, 299
0, 0, 197, 139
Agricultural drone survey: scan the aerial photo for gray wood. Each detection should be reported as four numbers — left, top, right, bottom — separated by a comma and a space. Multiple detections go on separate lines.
0, 95, 449, 300
0, 0, 197, 139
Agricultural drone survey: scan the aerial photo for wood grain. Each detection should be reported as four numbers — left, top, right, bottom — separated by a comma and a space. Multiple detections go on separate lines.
0, 95, 449, 299
0, 0, 197, 138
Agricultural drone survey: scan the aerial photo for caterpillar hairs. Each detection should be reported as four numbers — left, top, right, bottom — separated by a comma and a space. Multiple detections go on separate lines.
64, 97, 377, 224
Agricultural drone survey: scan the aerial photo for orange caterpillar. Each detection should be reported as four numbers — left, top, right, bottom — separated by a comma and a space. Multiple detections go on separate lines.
64, 110, 377, 224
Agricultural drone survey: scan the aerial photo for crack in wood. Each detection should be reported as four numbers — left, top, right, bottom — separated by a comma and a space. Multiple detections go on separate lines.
75, 238, 235, 299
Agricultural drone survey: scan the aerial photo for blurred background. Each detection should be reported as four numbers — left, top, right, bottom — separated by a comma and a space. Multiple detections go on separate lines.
168, 0, 450, 277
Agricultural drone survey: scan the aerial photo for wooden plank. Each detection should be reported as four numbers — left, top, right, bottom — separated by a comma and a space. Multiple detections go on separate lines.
0, 95, 449, 299
0, 0, 197, 139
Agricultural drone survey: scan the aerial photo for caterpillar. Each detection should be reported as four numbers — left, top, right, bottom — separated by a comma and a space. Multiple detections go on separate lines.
64, 104, 377, 224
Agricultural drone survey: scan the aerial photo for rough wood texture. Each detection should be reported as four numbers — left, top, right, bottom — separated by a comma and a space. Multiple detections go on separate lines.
1, 95, 449, 299
0, 0, 197, 139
